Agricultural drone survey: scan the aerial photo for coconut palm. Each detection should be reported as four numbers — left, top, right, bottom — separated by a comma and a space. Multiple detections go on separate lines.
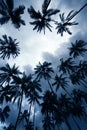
0, 105, 10, 123
3, 124, 14, 130
28, 0, 60, 34
70, 71, 87, 89
0, 35, 20, 59
25, 79, 42, 130
0, 0, 25, 28
55, 3, 87, 36
41, 90, 58, 130
68, 40, 87, 58
70, 98, 86, 121
34, 61, 54, 92
8, 73, 33, 130
0, 63, 21, 85
52, 74, 71, 96
58, 94, 72, 130
58, 58, 75, 74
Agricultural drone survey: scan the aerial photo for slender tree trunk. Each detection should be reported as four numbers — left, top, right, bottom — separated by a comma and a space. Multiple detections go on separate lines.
14, 90, 23, 130
64, 118, 72, 130
72, 116, 81, 130
28, 102, 32, 123
64, 88, 72, 98
47, 79, 54, 93
67, 3, 87, 22
80, 81, 87, 89
33, 102, 36, 130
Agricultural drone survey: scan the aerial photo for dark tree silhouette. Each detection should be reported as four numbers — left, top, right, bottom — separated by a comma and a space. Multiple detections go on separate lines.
34, 61, 54, 92
55, 3, 87, 36
0, 35, 20, 59
0, 0, 25, 28
0, 1, 87, 130
69, 40, 87, 58
28, 0, 60, 34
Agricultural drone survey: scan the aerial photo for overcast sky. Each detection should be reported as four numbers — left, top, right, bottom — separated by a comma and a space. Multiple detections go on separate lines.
0, 0, 87, 129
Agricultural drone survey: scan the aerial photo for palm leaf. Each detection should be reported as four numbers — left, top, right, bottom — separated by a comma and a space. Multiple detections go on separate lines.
47, 9, 60, 16
28, 6, 41, 19
6, 0, 14, 11
42, 0, 51, 14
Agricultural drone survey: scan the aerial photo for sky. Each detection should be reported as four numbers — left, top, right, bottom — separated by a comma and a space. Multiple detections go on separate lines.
0, 0, 87, 130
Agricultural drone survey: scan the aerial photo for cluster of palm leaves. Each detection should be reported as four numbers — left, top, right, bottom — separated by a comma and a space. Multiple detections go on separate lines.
0, 35, 20, 59
0, 0, 87, 130
0, 0, 25, 28
0, 35, 87, 130
0, 0, 87, 35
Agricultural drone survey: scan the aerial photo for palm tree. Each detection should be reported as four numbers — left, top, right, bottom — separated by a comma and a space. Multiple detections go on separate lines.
0, 35, 20, 59
0, 63, 21, 85
41, 90, 58, 130
58, 94, 72, 130
55, 3, 87, 36
3, 124, 14, 130
68, 40, 87, 58
70, 97, 86, 123
26, 78, 42, 130
28, 0, 60, 34
34, 61, 54, 92
52, 74, 71, 97
70, 71, 87, 89
0, 0, 25, 28
0, 105, 10, 123
58, 58, 75, 74
10, 73, 33, 130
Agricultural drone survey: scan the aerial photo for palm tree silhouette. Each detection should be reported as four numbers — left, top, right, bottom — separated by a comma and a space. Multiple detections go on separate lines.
0, 63, 21, 85
52, 74, 71, 97
55, 3, 87, 36
28, 0, 60, 34
0, 0, 25, 28
58, 58, 75, 74
34, 61, 54, 92
3, 124, 14, 130
0, 35, 20, 59
41, 90, 58, 130
0, 105, 10, 123
68, 40, 87, 58
58, 94, 72, 130
26, 78, 42, 130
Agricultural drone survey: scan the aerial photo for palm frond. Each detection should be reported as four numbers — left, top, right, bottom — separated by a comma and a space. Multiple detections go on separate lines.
28, 6, 42, 19
0, 35, 20, 59
42, 0, 51, 14
6, 0, 14, 11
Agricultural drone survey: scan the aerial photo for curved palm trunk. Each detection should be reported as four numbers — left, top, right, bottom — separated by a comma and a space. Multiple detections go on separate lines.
64, 118, 72, 130
33, 102, 36, 130
28, 102, 32, 123
14, 89, 23, 130
47, 79, 54, 93
72, 116, 81, 130
67, 3, 87, 22
63, 88, 72, 98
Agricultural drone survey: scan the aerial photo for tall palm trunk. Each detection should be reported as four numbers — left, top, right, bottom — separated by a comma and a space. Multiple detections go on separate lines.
72, 116, 81, 130
63, 88, 72, 98
64, 118, 72, 130
33, 102, 36, 130
14, 89, 23, 130
28, 102, 32, 123
47, 79, 54, 93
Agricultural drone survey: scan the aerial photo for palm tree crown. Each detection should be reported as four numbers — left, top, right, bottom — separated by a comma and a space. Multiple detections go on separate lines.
0, 35, 20, 59
69, 40, 87, 58
0, 0, 25, 28
28, 0, 60, 33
